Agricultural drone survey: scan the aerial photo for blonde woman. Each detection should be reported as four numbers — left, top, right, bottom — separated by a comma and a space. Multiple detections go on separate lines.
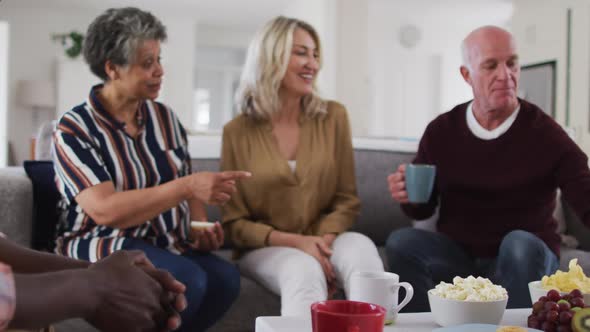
221, 16, 384, 316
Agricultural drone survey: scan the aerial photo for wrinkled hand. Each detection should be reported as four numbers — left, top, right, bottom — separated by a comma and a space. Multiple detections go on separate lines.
388, 164, 409, 204
189, 221, 224, 252
86, 250, 186, 332
187, 171, 251, 205
295, 235, 336, 284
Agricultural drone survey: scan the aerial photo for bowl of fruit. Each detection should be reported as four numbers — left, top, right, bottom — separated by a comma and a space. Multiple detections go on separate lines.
528, 259, 590, 306
428, 276, 508, 327
529, 281, 590, 307
527, 288, 588, 331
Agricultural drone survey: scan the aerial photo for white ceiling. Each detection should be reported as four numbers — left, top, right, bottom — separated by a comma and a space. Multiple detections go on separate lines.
4, 0, 292, 27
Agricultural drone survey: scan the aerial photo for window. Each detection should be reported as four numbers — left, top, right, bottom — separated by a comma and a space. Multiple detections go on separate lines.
193, 89, 211, 130
192, 46, 245, 132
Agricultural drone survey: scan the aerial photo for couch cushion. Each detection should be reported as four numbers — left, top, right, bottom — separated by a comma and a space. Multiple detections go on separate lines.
560, 247, 590, 272
23, 160, 60, 252
563, 200, 590, 251
351, 149, 414, 245
0, 167, 33, 247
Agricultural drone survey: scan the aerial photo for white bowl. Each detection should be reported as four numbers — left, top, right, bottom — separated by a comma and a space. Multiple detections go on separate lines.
528, 280, 590, 305
428, 290, 508, 327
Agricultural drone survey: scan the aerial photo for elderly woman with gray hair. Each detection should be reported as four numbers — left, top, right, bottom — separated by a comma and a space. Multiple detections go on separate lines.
52, 7, 249, 331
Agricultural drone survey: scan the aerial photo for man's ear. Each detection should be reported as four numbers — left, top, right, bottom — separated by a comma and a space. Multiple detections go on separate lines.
104, 60, 119, 81
460, 65, 471, 86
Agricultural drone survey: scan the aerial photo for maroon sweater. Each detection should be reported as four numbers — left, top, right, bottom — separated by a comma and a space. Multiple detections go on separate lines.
402, 99, 590, 258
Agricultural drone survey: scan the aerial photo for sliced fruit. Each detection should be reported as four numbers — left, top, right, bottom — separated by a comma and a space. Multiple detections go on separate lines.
572, 307, 590, 332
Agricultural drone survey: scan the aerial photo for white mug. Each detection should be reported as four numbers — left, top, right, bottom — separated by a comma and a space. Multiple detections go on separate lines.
349, 271, 414, 324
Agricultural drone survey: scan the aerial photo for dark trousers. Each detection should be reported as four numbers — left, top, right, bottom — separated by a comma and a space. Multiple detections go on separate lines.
385, 228, 559, 312
123, 239, 240, 332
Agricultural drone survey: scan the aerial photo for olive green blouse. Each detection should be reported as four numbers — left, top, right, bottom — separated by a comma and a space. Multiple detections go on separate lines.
220, 101, 360, 250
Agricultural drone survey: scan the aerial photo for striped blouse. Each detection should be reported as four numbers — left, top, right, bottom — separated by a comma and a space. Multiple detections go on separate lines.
52, 84, 193, 261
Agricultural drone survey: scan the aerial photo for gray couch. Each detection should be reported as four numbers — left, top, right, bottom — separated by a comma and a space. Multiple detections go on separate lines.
1, 148, 590, 331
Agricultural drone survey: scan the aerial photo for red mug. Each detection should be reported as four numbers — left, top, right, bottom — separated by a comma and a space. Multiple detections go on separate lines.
311, 300, 386, 332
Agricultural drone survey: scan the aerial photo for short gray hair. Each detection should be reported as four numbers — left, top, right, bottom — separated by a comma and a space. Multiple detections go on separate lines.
83, 7, 167, 81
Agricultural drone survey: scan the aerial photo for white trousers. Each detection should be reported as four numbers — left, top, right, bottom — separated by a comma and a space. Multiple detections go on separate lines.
237, 232, 384, 316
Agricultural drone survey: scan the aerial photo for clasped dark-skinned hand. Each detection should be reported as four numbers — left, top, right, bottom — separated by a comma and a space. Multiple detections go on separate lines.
85, 250, 187, 332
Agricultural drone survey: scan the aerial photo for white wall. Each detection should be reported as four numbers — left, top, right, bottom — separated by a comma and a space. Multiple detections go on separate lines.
511, 0, 590, 154
567, 1, 590, 154
336, 0, 370, 136
365, 0, 513, 139
196, 24, 255, 49
56, 58, 100, 118
0, 4, 198, 165
0, 21, 8, 167
157, 15, 197, 128
0, 5, 98, 165
512, 0, 568, 126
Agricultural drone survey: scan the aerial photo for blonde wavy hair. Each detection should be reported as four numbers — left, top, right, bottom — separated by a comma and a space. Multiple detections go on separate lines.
235, 16, 327, 121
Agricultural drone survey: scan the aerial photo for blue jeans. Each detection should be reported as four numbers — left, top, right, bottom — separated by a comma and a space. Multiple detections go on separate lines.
385, 228, 559, 312
123, 239, 240, 332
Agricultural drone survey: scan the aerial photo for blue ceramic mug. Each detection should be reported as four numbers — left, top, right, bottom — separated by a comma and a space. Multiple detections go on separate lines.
405, 164, 436, 203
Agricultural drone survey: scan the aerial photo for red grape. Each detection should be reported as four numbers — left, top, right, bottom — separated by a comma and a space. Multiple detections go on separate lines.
533, 300, 545, 313
546, 310, 559, 322
559, 310, 573, 324
558, 301, 571, 312
541, 321, 557, 332
528, 314, 540, 329
570, 297, 585, 308
570, 289, 583, 299
538, 309, 547, 320
528, 292, 586, 331
545, 301, 559, 312
548, 289, 562, 302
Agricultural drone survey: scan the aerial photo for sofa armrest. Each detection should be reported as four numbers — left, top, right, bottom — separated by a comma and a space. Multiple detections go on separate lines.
0, 167, 33, 247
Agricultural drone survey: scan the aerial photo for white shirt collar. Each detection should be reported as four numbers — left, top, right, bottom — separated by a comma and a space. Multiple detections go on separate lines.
466, 102, 520, 140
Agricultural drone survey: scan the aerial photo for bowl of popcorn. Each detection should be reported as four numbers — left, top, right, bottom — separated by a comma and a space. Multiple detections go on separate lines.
528, 258, 590, 305
428, 276, 508, 327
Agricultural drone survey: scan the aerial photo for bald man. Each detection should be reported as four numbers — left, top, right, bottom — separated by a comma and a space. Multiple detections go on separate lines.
385, 26, 590, 311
